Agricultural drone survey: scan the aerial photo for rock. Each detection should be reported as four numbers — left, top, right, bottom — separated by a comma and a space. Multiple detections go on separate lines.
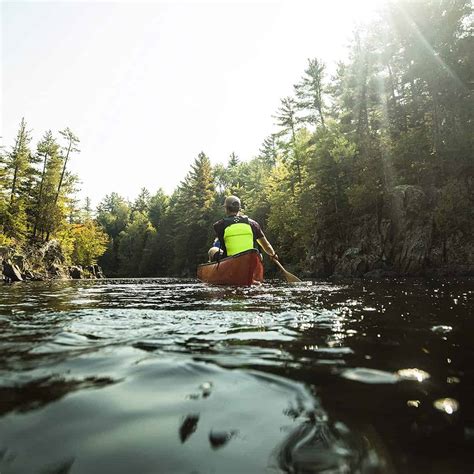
93, 264, 105, 278
3, 261, 23, 282
85, 264, 105, 279
363, 269, 399, 279
334, 247, 369, 277
22, 270, 36, 281
389, 185, 432, 274
50, 263, 70, 279
69, 266, 83, 279
42, 240, 66, 268
12, 255, 26, 273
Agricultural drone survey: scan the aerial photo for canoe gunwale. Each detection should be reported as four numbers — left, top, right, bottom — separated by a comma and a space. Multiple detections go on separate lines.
197, 248, 261, 269
197, 249, 264, 286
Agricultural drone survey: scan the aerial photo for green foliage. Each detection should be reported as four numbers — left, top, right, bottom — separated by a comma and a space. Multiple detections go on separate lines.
1, 118, 34, 242
96, 193, 130, 238
169, 152, 217, 274
434, 179, 473, 237
0, 231, 15, 247
118, 212, 158, 276
71, 221, 109, 267
294, 57, 326, 128
148, 189, 169, 230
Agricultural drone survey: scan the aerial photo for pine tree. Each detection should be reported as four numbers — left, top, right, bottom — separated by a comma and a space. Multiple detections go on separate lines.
170, 152, 216, 273
294, 58, 326, 129
273, 97, 302, 185
2, 118, 34, 241
133, 187, 151, 214
54, 128, 80, 206
33, 130, 60, 239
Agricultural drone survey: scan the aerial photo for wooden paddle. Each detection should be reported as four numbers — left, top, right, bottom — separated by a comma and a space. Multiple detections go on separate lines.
271, 257, 301, 283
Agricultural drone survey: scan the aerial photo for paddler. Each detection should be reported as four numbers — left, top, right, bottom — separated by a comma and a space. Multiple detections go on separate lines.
208, 195, 278, 262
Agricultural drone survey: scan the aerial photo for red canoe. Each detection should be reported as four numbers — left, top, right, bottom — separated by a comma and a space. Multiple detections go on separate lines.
197, 249, 264, 286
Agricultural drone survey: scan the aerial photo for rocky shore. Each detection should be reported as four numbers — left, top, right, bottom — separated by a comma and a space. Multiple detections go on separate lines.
1, 240, 104, 283
306, 185, 474, 279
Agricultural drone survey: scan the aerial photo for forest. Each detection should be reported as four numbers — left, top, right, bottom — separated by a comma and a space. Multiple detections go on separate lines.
1, 0, 472, 278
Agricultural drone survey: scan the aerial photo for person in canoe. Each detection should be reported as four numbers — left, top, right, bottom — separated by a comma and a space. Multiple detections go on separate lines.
208, 195, 278, 263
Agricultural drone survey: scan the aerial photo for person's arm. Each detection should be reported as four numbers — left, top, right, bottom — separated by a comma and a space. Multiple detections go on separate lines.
256, 235, 278, 260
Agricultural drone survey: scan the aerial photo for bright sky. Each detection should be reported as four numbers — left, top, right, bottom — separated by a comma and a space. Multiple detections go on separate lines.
2, 0, 380, 207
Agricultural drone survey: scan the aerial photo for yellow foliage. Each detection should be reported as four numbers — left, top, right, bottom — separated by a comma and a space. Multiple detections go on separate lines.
57, 221, 109, 267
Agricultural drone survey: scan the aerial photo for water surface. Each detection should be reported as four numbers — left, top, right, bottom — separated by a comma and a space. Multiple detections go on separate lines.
1, 278, 473, 473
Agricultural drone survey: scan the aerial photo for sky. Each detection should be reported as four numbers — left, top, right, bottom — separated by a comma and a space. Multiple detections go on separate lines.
2, 0, 381, 207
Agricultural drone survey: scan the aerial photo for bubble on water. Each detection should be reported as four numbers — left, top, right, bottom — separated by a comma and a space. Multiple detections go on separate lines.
397, 368, 431, 382
433, 398, 459, 415
200, 381, 213, 397
431, 325, 453, 334
447, 376, 460, 384
340, 368, 400, 384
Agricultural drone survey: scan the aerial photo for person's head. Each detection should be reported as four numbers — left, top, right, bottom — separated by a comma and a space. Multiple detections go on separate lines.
223, 195, 241, 215
208, 247, 223, 262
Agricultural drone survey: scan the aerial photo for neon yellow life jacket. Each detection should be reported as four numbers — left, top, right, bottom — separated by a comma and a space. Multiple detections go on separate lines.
223, 216, 254, 256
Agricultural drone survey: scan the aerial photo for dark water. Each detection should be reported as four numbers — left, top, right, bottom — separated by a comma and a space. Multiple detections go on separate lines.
0, 278, 473, 473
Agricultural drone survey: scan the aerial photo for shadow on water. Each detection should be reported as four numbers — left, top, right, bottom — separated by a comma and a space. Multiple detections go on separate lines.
0, 277, 473, 473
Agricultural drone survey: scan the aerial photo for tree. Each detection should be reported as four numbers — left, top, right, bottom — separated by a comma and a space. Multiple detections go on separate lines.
71, 221, 109, 267
294, 58, 326, 129
54, 127, 80, 206
33, 130, 60, 238
96, 193, 131, 276
117, 212, 157, 276
148, 189, 169, 230
2, 118, 34, 241
169, 152, 216, 274
257, 135, 279, 167
133, 187, 151, 214
273, 96, 303, 186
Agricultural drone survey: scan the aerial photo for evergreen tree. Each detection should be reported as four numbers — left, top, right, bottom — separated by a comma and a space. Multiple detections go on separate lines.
2, 118, 34, 241
96, 193, 131, 276
33, 130, 60, 239
273, 96, 303, 186
170, 152, 216, 274
133, 187, 151, 214
294, 58, 326, 129
257, 135, 278, 167
54, 128, 80, 206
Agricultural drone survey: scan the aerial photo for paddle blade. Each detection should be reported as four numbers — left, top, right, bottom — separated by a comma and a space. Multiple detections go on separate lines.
282, 268, 302, 283
274, 259, 302, 283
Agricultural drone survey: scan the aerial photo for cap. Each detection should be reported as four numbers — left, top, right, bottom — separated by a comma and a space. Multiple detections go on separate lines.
223, 195, 241, 210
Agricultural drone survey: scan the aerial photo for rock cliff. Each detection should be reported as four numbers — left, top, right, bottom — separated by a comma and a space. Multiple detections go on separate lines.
306, 185, 473, 278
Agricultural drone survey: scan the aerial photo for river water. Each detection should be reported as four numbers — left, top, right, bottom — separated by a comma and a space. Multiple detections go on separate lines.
0, 278, 473, 473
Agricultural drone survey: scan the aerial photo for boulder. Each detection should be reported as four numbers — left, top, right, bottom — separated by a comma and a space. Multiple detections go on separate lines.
333, 247, 368, 277
12, 255, 27, 273
42, 240, 66, 268
69, 266, 84, 279
85, 264, 105, 279
3, 261, 23, 282
50, 263, 70, 279
93, 264, 105, 279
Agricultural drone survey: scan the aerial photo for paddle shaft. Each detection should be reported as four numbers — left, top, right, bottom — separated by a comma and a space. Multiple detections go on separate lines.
272, 257, 301, 283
